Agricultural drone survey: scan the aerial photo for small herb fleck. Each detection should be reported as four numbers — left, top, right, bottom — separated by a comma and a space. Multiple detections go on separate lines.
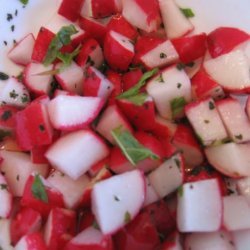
114, 195, 120, 202
204, 119, 210, 124
39, 124, 45, 132
174, 158, 181, 169
31, 174, 48, 203
160, 52, 167, 59
9, 90, 18, 99
7, 13, 13, 22
235, 134, 243, 140
19, 0, 29, 5
11, 25, 15, 32
16, 175, 20, 181
178, 186, 183, 196
176, 63, 185, 70
177, 83, 182, 89
0, 72, 9, 81
180, 8, 195, 18
3, 41, 7, 46
156, 73, 164, 83
0, 184, 7, 190
15, 9, 18, 16
124, 211, 131, 223
92, 220, 100, 230
186, 61, 195, 68
208, 101, 215, 110
1, 110, 12, 121
21, 94, 29, 103
189, 184, 194, 189
87, 56, 95, 66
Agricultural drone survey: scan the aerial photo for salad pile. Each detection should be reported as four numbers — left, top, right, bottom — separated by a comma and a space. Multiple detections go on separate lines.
1, 0, 250, 249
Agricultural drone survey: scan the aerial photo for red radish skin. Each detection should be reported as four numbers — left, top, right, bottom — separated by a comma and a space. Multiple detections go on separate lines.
31, 145, 50, 164
31, 27, 55, 63
107, 14, 138, 40
207, 27, 250, 58
122, 68, 143, 91
10, 207, 42, 245
172, 33, 207, 63
191, 68, 225, 100
88, 157, 110, 177
8, 33, 35, 66
58, 0, 84, 22
0, 105, 19, 131
15, 233, 47, 250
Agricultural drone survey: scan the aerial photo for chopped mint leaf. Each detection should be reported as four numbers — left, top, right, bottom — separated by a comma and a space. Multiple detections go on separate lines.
92, 221, 100, 230
208, 101, 215, 110
31, 174, 48, 203
180, 8, 195, 18
0, 184, 7, 190
124, 211, 131, 223
0, 72, 9, 81
1, 110, 12, 121
178, 186, 183, 197
19, 0, 29, 5
126, 93, 148, 106
117, 68, 159, 99
235, 134, 243, 140
156, 73, 164, 83
171, 97, 187, 117
114, 195, 120, 202
111, 126, 159, 166
43, 25, 78, 66
160, 52, 167, 58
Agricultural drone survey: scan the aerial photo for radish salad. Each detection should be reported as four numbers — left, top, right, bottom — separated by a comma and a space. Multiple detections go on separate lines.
0, 0, 250, 249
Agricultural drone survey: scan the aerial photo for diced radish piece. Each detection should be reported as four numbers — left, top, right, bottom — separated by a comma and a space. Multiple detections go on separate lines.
116, 96, 156, 131
205, 142, 250, 177
64, 226, 113, 250
122, 68, 143, 91
113, 211, 160, 250
55, 62, 84, 95
47, 170, 90, 209
204, 50, 250, 93
58, 0, 84, 21
158, 0, 194, 39
83, 66, 114, 98
0, 77, 30, 108
15, 101, 53, 150
79, 16, 109, 45
237, 177, 250, 202
8, 33, 35, 66
159, 137, 178, 159
191, 68, 225, 100
122, 0, 160, 32
177, 179, 222, 232
185, 231, 235, 250
232, 229, 250, 250
172, 124, 204, 167
31, 27, 55, 63
88, 157, 110, 177
104, 30, 134, 71
207, 27, 250, 58
95, 105, 133, 144
46, 130, 109, 180
0, 173, 12, 218
184, 57, 203, 79
44, 208, 76, 250
0, 150, 48, 197
48, 95, 104, 131
76, 39, 104, 69
143, 177, 159, 207
146, 66, 192, 119
148, 153, 184, 199
172, 33, 207, 63
11, 208, 42, 245
185, 98, 228, 146
107, 14, 138, 40
23, 62, 53, 95
140, 39, 179, 69
217, 97, 250, 143
0, 219, 13, 250
21, 174, 64, 218
31, 145, 49, 164
92, 170, 145, 234
0, 105, 19, 131
14, 233, 47, 250
223, 195, 250, 231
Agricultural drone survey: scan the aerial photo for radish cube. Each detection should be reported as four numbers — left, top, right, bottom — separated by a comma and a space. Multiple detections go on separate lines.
185, 98, 228, 146
232, 229, 250, 250
0, 219, 13, 250
14, 233, 47, 250
148, 153, 184, 199
92, 170, 145, 234
0, 173, 12, 218
177, 179, 222, 232
143, 177, 159, 207
8, 33, 35, 66
45, 130, 109, 180
223, 195, 250, 231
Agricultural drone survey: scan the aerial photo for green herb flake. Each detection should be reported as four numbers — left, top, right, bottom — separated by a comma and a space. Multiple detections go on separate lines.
180, 8, 195, 18
19, 0, 29, 5
171, 97, 186, 117
235, 134, 243, 140
9, 90, 18, 99
16, 175, 20, 181
174, 158, 180, 169
31, 174, 48, 203
204, 119, 210, 124
117, 68, 159, 99
21, 94, 29, 103
111, 126, 159, 166
87, 56, 95, 66
1, 110, 12, 121
208, 101, 215, 110
125, 93, 148, 106
176, 63, 185, 71
186, 61, 195, 68
43, 25, 78, 66
39, 124, 45, 132
0, 72, 9, 81
114, 195, 120, 202
178, 186, 183, 197
160, 52, 167, 59
156, 73, 164, 83
124, 211, 131, 223
92, 220, 100, 230
177, 83, 182, 89
0, 184, 7, 190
